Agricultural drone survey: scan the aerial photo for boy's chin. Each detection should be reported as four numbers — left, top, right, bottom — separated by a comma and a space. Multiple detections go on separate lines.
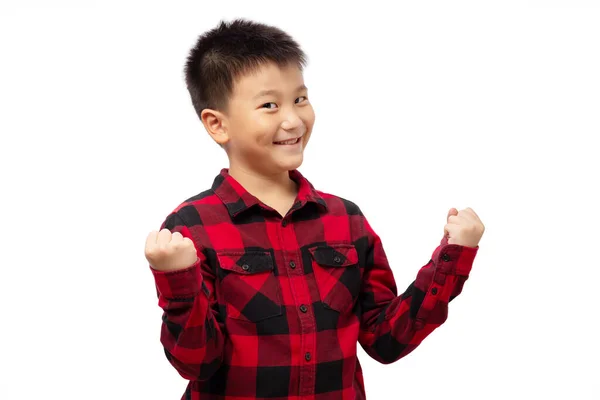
271, 154, 304, 172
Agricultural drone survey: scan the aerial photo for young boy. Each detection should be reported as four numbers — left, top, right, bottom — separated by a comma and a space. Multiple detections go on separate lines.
145, 18, 484, 399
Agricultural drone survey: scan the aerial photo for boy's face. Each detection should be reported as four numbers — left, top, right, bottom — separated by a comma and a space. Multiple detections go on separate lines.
218, 61, 315, 175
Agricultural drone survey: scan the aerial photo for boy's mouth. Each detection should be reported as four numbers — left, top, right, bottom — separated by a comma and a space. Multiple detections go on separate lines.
273, 137, 301, 145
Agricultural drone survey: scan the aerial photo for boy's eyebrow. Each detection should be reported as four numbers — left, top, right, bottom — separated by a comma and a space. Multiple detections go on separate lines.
253, 84, 308, 99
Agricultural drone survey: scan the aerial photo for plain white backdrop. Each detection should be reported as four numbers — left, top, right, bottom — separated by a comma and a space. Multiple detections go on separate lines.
1, 0, 599, 398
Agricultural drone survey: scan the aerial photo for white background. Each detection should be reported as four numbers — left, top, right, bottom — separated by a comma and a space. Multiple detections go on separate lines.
1, 0, 599, 399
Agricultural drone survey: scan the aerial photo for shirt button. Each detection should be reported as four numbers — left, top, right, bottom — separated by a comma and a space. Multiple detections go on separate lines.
241, 264, 250, 271
282, 220, 288, 227
289, 261, 296, 269
442, 253, 451, 262
300, 304, 308, 313
431, 287, 438, 295
333, 256, 342, 264
305, 352, 311, 361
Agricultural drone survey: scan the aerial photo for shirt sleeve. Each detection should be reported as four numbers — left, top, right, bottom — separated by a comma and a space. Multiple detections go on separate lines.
357, 211, 478, 364
149, 212, 225, 380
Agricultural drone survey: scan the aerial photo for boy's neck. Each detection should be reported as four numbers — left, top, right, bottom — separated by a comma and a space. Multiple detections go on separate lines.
228, 164, 298, 200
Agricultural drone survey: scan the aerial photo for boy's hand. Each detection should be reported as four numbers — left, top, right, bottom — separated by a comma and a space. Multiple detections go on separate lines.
145, 229, 199, 272
443, 207, 485, 248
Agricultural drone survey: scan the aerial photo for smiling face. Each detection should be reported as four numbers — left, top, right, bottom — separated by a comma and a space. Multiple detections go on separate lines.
205, 61, 315, 176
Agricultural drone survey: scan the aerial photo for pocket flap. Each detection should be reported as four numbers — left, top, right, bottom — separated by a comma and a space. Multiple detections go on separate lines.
309, 244, 358, 267
216, 251, 274, 274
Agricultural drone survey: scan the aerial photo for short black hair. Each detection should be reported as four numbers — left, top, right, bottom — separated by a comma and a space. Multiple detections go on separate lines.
184, 18, 308, 118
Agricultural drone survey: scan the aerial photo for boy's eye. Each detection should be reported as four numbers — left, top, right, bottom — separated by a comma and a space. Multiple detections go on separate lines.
261, 97, 307, 109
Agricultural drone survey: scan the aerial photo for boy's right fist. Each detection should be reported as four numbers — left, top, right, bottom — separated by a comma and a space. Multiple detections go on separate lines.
145, 229, 199, 272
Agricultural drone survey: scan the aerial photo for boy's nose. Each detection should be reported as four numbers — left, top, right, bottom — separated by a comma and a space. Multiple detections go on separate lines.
281, 110, 303, 131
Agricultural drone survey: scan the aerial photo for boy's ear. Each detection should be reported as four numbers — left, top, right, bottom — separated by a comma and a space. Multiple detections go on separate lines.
201, 108, 229, 145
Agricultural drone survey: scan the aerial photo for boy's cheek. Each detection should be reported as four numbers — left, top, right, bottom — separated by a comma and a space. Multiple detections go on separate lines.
303, 134, 311, 147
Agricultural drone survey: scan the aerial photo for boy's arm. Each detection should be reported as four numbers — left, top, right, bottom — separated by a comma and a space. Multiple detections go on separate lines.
357, 211, 478, 364
149, 212, 225, 380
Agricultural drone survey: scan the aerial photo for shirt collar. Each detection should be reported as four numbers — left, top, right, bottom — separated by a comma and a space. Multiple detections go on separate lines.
211, 168, 327, 218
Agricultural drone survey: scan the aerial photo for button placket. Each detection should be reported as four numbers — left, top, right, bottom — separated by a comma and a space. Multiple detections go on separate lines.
277, 218, 315, 389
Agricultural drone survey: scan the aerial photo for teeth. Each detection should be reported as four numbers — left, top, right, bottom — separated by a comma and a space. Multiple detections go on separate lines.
275, 138, 299, 145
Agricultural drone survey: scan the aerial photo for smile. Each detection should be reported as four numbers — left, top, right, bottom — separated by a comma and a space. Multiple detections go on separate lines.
273, 137, 301, 145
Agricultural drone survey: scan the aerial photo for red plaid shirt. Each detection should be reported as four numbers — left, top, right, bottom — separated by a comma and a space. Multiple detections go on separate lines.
149, 168, 479, 399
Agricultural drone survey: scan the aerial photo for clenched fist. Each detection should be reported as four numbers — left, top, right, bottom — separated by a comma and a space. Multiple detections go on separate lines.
444, 207, 485, 248
145, 229, 199, 272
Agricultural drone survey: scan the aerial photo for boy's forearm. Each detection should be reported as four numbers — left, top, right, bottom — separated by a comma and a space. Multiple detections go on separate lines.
151, 261, 225, 381
358, 227, 478, 364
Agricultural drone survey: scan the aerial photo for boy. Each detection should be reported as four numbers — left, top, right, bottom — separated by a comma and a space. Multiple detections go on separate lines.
145, 18, 484, 399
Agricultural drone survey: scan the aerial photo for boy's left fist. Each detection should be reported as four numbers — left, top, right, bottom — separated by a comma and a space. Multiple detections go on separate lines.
444, 207, 485, 248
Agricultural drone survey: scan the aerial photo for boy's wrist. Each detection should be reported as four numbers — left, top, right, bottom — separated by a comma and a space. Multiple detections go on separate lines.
150, 258, 203, 299
435, 243, 478, 276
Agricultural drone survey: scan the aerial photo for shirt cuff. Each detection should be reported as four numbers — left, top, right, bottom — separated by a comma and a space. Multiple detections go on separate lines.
149, 258, 202, 299
433, 244, 479, 276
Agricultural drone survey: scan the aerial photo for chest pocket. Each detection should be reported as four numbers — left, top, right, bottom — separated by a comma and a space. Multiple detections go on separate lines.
216, 251, 282, 322
309, 244, 361, 313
